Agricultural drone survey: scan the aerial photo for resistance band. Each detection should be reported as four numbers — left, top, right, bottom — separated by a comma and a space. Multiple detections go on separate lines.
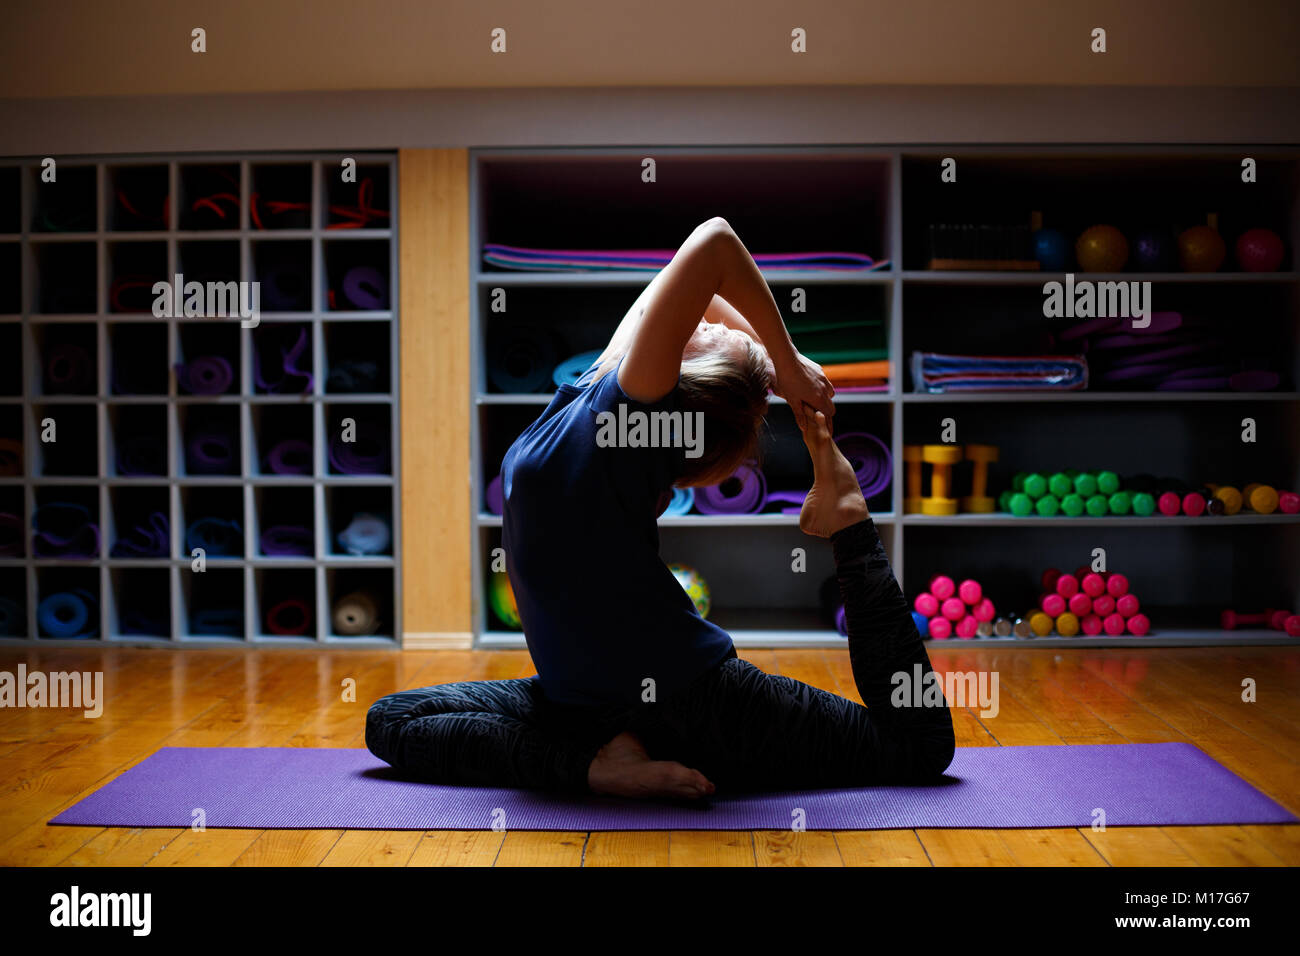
186, 517, 243, 557
176, 355, 234, 395
32, 502, 100, 558
254, 325, 313, 393
329, 422, 389, 474
336, 513, 391, 556
332, 590, 380, 636
259, 525, 313, 557
37, 589, 99, 638
325, 177, 389, 229
109, 511, 170, 558
264, 439, 312, 475
0, 596, 24, 636
115, 186, 169, 228
265, 598, 312, 636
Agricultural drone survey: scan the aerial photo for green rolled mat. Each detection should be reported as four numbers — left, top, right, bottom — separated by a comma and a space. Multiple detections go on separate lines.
1131, 491, 1156, 516
1061, 493, 1086, 517
1097, 471, 1121, 496
332, 590, 380, 636
1085, 494, 1109, 517
1108, 491, 1132, 515
801, 347, 889, 365
787, 318, 885, 357
1022, 473, 1048, 500
1035, 494, 1060, 517
1047, 472, 1073, 498
1009, 492, 1034, 517
1073, 473, 1098, 497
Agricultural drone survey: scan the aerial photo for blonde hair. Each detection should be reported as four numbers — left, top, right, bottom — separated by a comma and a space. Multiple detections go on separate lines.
674, 338, 771, 487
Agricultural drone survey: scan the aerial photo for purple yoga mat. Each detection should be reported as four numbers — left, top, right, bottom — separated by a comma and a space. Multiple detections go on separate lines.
49, 743, 1296, 831
695, 462, 767, 514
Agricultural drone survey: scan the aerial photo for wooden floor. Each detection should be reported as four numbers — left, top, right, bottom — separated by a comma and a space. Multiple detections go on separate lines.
1, 645, 1297, 866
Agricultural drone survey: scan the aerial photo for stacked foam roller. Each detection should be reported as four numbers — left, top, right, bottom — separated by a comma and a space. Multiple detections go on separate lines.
1024, 567, 1150, 637
912, 574, 997, 640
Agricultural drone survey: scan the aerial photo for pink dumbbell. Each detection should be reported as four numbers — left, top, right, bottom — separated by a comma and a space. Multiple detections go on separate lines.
1220, 608, 1277, 630
1041, 568, 1062, 593
914, 592, 939, 617
1157, 491, 1182, 516
1093, 594, 1116, 617
1181, 492, 1206, 517
1126, 613, 1151, 637
941, 597, 966, 621
1081, 572, 1106, 598
930, 575, 955, 601
956, 615, 979, 639
1103, 613, 1126, 636
958, 579, 982, 606
1042, 593, 1067, 617
1081, 613, 1104, 636
1055, 574, 1079, 598
1116, 594, 1140, 618
1286, 615, 1300, 637
972, 598, 996, 622
929, 617, 952, 640
1106, 574, 1129, 598
1279, 491, 1299, 514
1268, 610, 1294, 631
1068, 592, 1092, 617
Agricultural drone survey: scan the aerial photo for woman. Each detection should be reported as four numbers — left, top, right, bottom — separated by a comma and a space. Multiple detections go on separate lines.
367, 218, 954, 800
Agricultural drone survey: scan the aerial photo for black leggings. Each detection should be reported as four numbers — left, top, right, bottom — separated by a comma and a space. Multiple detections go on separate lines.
366, 519, 955, 793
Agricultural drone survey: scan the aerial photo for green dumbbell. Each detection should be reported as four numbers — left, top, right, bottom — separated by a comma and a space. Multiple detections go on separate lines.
1131, 491, 1156, 516
1061, 493, 1086, 517
1097, 471, 1121, 496
1085, 494, 1109, 517
1073, 472, 1098, 497
1108, 490, 1132, 515
1011, 471, 1028, 493
1023, 473, 1048, 500
1035, 494, 1061, 517
998, 489, 1013, 513
1048, 472, 1073, 498
1009, 492, 1034, 517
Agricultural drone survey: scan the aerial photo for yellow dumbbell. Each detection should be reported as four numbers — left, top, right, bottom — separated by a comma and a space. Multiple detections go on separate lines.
921, 444, 962, 515
961, 443, 999, 513
904, 445, 923, 514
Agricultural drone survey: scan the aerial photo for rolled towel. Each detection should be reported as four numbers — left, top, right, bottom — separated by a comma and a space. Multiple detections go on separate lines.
37, 589, 99, 639
336, 513, 391, 555
332, 590, 381, 636
186, 517, 243, 557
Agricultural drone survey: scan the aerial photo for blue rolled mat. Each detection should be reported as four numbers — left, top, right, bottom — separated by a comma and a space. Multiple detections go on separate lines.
259, 261, 311, 311
186, 517, 243, 557
191, 607, 244, 636
0, 596, 24, 636
336, 513, 391, 556
659, 486, 695, 517
552, 350, 603, 389
37, 589, 99, 639
110, 511, 170, 558
488, 327, 558, 393
32, 502, 100, 559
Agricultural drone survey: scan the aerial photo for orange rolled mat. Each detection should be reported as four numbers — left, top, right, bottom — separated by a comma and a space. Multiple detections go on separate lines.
823, 360, 889, 386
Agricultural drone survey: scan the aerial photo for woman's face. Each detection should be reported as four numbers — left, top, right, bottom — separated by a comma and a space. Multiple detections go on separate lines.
683, 319, 773, 379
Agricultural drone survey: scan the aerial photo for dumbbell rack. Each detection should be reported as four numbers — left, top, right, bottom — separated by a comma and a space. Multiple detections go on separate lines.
0, 152, 401, 645
469, 145, 1300, 649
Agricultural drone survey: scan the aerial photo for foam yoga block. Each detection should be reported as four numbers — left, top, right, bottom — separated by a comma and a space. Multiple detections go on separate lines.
186, 518, 243, 557
254, 326, 313, 394
0, 596, 24, 636
32, 503, 100, 558
260, 525, 313, 556
488, 327, 559, 393
175, 355, 234, 395
264, 439, 312, 475
332, 591, 380, 636
329, 424, 390, 474
265, 598, 312, 636
115, 434, 167, 477
37, 589, 99, 638
109, 512, 170, 558
336, 513, 391, 555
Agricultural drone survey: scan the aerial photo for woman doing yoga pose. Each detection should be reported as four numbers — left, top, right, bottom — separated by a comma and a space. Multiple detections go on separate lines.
368, 218, 954, 799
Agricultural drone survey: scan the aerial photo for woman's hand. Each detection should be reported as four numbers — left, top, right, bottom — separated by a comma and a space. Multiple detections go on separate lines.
772, 352, 835, 429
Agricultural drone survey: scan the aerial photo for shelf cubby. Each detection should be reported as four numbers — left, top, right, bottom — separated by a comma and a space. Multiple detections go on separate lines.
0, 242, 20, 315
31, 164, 96, 234
107, 567, 171, 639
107, 403, 168, 477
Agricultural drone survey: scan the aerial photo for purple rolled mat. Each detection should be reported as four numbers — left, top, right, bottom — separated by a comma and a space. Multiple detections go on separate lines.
175, 355, 234, 395
1100, 363, 1177, 383
764, 489, 807, 515
254, 326, 314, 394
834, 432, 893, 499
259, 262, 310, 311
110, 511, 170, 558
185, 430, 237, 474
341, 265, 389, 310
0, 512, 23, 556
1056, 315, 1121, 342
1109, 341, 1218, 368
265, 439, 312, 475
259, 525, 313, 556
329, 424, 390, 475
834, 605, 848, 636
695, 462, 767, 515
1088, 331, 1186, 351
485, 474, 504, 515
45, 343, 94, 392
1162, 365, 1231, 381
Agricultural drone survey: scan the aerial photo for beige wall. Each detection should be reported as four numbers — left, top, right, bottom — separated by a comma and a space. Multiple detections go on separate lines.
2, 0, 1299, 98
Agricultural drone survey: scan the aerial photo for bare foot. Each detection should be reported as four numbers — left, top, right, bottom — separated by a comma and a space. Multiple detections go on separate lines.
798, 410, 870, 538
587, 731, 716, 800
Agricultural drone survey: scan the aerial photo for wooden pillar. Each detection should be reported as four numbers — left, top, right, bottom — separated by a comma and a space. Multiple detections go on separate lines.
398, 148, 472, 648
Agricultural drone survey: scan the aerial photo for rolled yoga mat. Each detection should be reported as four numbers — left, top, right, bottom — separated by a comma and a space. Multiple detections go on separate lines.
44, 343, 94, 393
175, 355, 234, 395
0, 437, 22, 476
37, 589, 99, 639
254, 325, 314, 394
488, 327, 559, 393
32, 502, 100, 558
332, 590, 381, 636
191, 606, 243, 636
336, 513, 391, 555
329, 423, 390, 474
115, 434, 167, 477
50, 743, 1297, 831
833, 432, 893, 500
695, 462, 767, 515
0, 596, 24, 636
485, 475, 504, 515
109, 511, 170, 558
326, 359, 381, 394
185, 429, 238, 475
265, 598, 312, 636
552, 350, 603, 389
264, 439, 312, 475
186, 518, 243, 557
259, 262, 311, 311
340, 265, 389, 310
0, 512, 23, 556
659, 486, 695, 517
259, 525, 313, 556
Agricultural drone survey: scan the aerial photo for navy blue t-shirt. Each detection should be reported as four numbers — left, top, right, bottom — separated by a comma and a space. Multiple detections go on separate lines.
500, 359, 735, 708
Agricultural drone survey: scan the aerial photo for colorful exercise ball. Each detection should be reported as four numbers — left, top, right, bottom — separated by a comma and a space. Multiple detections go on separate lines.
488, 571, 521, 629
668, 562, 711, 619
1033, 228, 1069, 271
1130, 228, 1176, 271
1075, 225, 1129, 272
1177, 225, 1226, 272
1235, 228, 1284, 272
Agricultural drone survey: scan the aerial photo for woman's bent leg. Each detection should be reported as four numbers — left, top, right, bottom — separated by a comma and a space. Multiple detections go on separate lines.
365, 677, 606, 792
